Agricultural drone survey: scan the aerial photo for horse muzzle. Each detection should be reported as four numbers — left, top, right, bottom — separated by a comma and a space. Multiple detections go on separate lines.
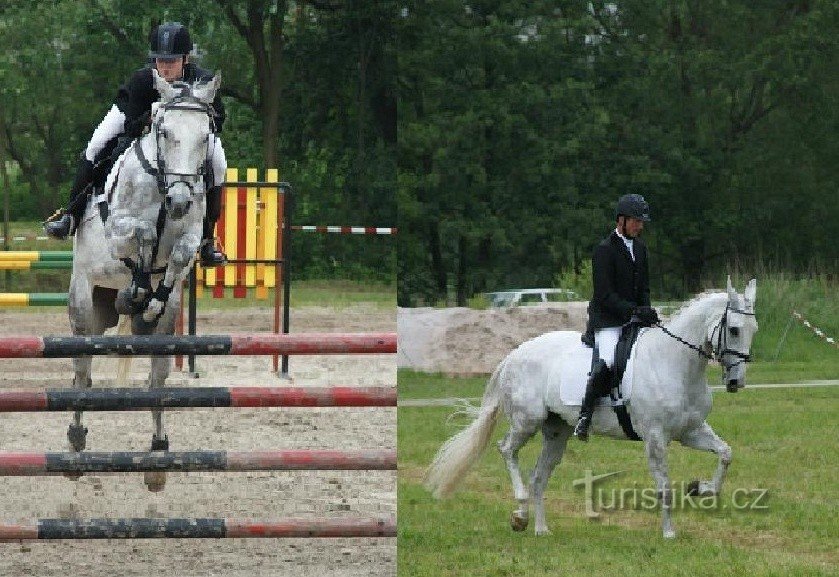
726, 379, 740, 393
165, 190, 193, 220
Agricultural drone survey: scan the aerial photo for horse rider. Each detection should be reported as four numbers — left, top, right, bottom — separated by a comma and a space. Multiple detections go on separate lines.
574, 193, 660, 441
45, 22, 228, 267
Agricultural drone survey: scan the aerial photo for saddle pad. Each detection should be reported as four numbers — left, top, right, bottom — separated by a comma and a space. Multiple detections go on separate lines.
548, 340, 636, 407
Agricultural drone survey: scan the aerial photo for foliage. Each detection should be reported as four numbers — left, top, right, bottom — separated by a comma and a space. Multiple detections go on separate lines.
554, 258, 593, 300
398, 0, 839, 305
0, 0, 396, 282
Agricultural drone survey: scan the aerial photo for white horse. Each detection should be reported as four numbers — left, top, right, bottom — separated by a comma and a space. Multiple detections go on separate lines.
67, 70, 220, 491
426, 278, 758, 539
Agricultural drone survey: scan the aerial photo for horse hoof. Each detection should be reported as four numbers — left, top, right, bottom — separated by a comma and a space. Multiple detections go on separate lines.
144, 471, 167, 492
131, 313, 158, 335
114, 288, 135, 315
510, 511, 529, 532
534, 526, 552, 536
685, 480, 700, 496
67, 424, 88, 452
663, 530, 677, 540
686, 480, 716, 497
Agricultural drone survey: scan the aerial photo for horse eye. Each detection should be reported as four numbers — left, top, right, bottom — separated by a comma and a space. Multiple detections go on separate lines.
729, 327, 740, 337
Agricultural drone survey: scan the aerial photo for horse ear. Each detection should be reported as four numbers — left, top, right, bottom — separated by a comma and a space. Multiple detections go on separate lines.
152, 68, 177, 102
745, 278, 757, 305
194, 72, 221, 104
726, 275, 736, 302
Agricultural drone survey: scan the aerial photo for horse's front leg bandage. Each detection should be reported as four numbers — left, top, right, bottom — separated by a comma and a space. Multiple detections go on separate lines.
142, 233, 199, 322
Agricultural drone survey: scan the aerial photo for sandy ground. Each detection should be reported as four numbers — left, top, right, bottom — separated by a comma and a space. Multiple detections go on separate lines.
0, 304, 395, 577
397, 303, 588, 375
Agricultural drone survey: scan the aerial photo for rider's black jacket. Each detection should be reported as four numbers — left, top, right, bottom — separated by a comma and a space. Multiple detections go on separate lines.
587, 231, 651, 331
115, 63, 225, 138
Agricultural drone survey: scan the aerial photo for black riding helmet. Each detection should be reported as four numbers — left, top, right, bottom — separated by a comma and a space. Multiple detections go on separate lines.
615, 193, 651, 222
149, 22, 192, 60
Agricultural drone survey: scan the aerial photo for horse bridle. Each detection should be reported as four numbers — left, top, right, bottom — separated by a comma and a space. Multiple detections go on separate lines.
135, 94, 214, 199
710, 304, 755, 370
655, 303, 755, 371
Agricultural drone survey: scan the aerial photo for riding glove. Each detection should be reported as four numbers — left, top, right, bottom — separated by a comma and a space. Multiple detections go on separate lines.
633, 306, 660, 326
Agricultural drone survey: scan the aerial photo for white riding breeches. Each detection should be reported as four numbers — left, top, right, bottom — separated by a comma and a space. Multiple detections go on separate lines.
208, 134, 227, 188
85, 105, 125, 162
594, 327, 622, 368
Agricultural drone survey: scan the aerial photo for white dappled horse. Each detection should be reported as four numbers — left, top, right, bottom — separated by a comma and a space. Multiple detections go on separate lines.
426, 278, 758, 538
67, 70, 220, 491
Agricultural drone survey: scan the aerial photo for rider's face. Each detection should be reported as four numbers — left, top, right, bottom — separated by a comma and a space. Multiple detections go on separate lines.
621, 217, 645, 238
155, 57, 185, 82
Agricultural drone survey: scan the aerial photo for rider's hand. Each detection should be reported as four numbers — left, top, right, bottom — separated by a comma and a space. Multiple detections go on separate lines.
633, 305, 660, 326
125, 110, 152, 137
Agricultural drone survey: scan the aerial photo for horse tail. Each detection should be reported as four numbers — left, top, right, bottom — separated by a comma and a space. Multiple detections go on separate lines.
424, 357, 507, 499
115, 315, 132, 386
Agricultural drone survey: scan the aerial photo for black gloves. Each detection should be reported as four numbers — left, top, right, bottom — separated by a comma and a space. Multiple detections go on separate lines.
125, 110, 152, 138
633, 305, 660, 326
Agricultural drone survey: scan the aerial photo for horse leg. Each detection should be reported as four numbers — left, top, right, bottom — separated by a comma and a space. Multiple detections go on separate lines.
66, 276, 99, 452
497, 414, 541, 532
679, 422, 732, 497
531, 412, 573, 536
644, 430, 676, 539
143, 285, 180, 493
142, 233, 199, 323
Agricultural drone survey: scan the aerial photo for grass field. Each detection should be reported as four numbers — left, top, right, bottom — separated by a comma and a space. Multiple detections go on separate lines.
398, 374, 838, 577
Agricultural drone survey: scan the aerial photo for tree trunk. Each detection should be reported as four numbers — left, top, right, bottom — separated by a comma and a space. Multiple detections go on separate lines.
428, 220, 446, 302
221, 1, 286, 168
456, 234, 467, 306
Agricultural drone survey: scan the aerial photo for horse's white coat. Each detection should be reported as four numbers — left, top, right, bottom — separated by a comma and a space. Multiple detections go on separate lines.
425, 278, 758, 539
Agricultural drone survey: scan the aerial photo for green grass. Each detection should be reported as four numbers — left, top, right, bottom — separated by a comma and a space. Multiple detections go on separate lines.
195, 280, 395, 309
398, 385, 839, 577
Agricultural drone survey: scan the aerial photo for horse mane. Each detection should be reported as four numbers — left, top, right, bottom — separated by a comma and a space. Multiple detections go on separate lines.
666, 290, 728, 324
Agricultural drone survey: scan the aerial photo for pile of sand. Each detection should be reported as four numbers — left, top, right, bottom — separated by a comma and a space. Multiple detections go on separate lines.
397, 303, 588, 375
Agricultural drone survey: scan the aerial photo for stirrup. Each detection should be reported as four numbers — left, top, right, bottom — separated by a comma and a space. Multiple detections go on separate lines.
199, 239, 227, 267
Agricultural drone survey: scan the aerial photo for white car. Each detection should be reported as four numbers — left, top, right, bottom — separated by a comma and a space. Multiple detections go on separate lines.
486, 288, 579, 307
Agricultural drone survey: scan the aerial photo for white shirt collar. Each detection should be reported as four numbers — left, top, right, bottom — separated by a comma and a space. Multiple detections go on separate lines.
615, 228, 635, 259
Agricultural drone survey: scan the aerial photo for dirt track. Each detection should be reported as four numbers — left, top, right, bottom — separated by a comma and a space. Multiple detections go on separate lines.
0, 304, 395, 577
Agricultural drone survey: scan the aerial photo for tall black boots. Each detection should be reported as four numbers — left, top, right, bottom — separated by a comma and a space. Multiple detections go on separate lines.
199, 185, 227, 266
573, 359, 612, 442
44, 157, 95, 239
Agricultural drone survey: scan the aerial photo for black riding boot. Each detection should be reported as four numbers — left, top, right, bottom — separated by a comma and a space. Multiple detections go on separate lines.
574, 359, 611, 442
44, 157, 94, 239
199, 185, 227, 266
